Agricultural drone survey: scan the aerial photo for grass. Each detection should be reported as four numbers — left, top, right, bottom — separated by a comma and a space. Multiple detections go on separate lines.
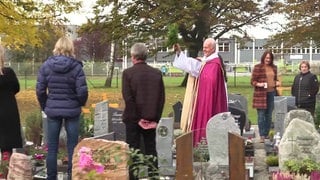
17, 74, 295, 125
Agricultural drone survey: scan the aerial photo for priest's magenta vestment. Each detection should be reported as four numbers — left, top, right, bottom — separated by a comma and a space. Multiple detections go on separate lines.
191, 57, 228, 145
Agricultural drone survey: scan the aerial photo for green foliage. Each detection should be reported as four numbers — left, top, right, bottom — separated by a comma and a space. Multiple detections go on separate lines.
284, 158, 320, 175
166, 24, 179, 48
25, 110, 42, 146
193, 138, 209, 162
268, 129, 275, 142
0, 160, 9, 178
266, 155, 278, 166
128, 148, 159, 179
87, 0, 277, 58
79, 114, 94, 139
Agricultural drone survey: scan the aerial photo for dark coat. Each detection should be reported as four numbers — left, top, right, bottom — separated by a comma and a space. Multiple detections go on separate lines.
36, 55, 88, 119
251, 63, 278, 109
291, 71, 319, 107
0, 67, 23, 149
122, 62, 165, 123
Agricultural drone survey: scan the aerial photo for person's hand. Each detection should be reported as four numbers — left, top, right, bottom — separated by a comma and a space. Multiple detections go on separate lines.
173, 43, 181, 54
138, 119, 158, 129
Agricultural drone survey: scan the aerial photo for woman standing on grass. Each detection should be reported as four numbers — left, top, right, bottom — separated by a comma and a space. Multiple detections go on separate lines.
291, 60, 319, 116
251, 50, 280, 143
36, 36, 88, 180
0, 45, 23, 168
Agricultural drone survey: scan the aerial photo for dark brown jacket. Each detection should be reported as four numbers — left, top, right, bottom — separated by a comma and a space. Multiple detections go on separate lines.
251, 63, 278, 109
122, 62, 165, 123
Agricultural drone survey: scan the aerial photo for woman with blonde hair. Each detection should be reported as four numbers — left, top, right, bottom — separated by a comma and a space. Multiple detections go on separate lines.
36, 37, 88, 180
0, 44, 23, 175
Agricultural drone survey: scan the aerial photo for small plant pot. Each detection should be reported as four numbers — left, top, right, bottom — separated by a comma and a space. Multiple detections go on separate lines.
268, 166, 279, 173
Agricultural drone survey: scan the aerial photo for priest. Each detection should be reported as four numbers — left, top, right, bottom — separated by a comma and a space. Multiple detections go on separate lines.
173, 38, 228, 146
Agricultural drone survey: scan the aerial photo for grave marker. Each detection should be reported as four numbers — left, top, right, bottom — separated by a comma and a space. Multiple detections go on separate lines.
229, 132, 245, 180
93, 101, 109, 136
110, 108, 125, 141
274, 96, 296, 136
206, 112, 240, 166
156, 117, 175, 177
175, 132, 193, 180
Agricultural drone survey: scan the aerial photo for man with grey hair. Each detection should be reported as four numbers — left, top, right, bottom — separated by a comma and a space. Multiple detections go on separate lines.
173, 38, 228, 147
122, 43, 165, 179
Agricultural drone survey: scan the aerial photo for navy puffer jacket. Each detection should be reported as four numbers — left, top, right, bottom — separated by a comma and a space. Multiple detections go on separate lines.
36, 55, 88, 119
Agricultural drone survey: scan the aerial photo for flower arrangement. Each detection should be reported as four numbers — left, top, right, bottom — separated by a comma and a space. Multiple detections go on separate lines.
78, 147, 104, 174
77, 146, 124, 180
25, 144, 47, 166
0, 151, 10, 178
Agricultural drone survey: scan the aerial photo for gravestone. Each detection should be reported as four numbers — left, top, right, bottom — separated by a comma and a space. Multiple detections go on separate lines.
228, 93, 248, 115
93, 101, 109, 136
109, 108, 125, 141
228, 103, 246, 135
172, 101, 182, 129
156, 117, 175, 177
172, 101, 182, 122
41, 111, 66, 145
279, 118, 320, 170
283, 109, 314, 133
206, 112, 241, 166
228, 93, 250, 132
89, 132, 115, 141
229, 132, 245, 180
274, 96, 296, 136
175, 132, 193, 180
42, 111, 48, 145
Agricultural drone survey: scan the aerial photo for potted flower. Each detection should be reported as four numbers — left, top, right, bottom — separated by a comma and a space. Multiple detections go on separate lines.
0, 151, 11, 179
266, 154, 279, 173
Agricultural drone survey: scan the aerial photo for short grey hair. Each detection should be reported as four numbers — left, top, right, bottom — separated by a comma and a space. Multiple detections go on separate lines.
130, 43, 148, 61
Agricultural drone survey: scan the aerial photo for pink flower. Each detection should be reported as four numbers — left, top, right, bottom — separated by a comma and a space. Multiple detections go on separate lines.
94, 163, 105, 173
2, 152, 10, 161
79, 147, 92, 154
79, 153, 94, 169
34, 154, 45, 160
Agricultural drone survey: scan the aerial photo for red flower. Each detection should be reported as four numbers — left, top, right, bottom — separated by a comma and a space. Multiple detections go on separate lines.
2, 151, 10, 161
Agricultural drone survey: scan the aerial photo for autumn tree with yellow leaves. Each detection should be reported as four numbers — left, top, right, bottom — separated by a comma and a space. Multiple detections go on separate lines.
0, 1, 81, 50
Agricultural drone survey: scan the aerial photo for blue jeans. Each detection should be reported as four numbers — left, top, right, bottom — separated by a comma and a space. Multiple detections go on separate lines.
257, 91, 275, 137
46, 116, 80, 180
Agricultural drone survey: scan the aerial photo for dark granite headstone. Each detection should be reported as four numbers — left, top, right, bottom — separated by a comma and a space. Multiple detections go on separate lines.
172, 101, 182, 123
110, 109, 125, 141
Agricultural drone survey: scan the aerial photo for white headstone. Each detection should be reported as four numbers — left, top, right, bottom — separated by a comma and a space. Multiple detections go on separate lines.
206, 112, 241, 166
156, 117, 175, 176
94, 101, 109, 136
279, 118, 320, 170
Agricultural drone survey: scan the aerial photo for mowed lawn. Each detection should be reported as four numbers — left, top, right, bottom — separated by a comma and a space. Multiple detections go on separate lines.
17, 74, 295, 126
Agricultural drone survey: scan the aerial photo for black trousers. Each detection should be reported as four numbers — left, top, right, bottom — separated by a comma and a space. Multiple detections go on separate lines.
125, 121, 158, 180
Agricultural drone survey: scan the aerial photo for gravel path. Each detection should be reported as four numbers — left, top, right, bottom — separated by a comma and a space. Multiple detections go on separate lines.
252, 125, 272, 180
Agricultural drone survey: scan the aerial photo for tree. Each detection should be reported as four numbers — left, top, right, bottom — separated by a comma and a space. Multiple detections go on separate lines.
270, 0, 320, 47
84, 0, 278, 86
74, 31, 111, 62
0, 1, 81, 49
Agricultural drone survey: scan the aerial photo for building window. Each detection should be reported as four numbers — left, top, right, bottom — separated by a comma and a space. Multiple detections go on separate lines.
218, 43, 230, 52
